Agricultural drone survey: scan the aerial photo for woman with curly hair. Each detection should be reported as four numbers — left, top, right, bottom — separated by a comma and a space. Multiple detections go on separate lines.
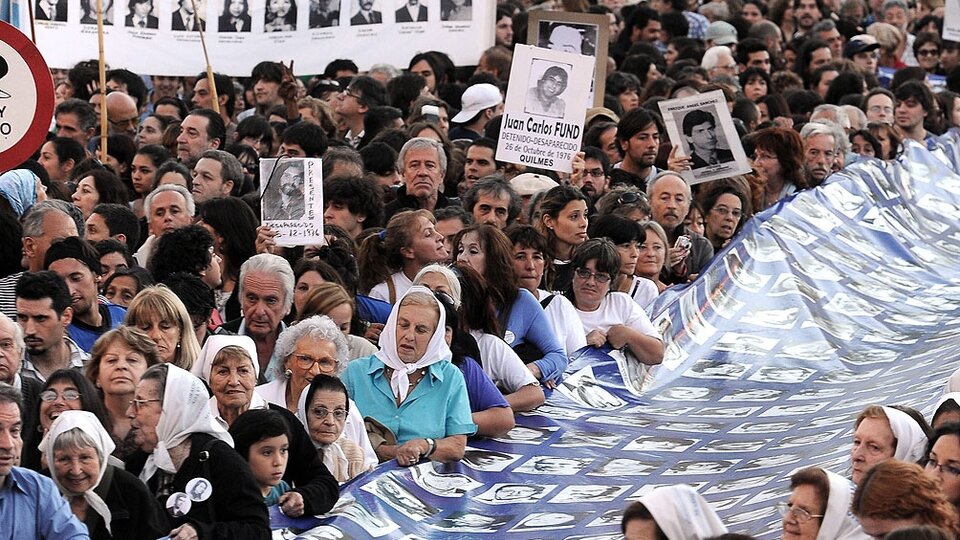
852, 460, 960, 538
751, 126, 808, 210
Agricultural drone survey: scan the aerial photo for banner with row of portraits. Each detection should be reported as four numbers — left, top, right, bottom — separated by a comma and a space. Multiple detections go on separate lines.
264, 138, 960, 538
24, 0, 492, 75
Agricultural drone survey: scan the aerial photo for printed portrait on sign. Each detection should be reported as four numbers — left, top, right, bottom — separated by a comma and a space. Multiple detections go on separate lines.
524, 60, 570, 119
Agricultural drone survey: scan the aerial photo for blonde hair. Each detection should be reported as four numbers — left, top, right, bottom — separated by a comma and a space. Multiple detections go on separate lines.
124, 285, 201, 371
298, 282, 354, 322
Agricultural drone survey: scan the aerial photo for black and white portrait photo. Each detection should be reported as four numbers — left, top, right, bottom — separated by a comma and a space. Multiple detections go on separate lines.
473, 483, 555, 505
171, 0, 206, 30
558, 375, 624, 410
430, 512, 512, 533
36, 0, 67, 21
696, 439, 771, 453
587, 457, 662, 476
623, 435, 698, 452
360, 477, 439, 521
662, 459, 737, 476
718, 388, 783, 401
218, 0, 250, 31
350, 0, 380, 24
439, 0, 470, 21
263, 161, 305, 220
308, 0, 339, 27
739, 453, 802, 471
491, 424, 557, 445
461, 448, 521, 472
554, 430, 623, 449
729, 421, 796, 434
80, 0, 114, 24
410, 464, 482, 497
513, 455, 593, 475
653, 386, 717, 402
509, 512, 587, 532
685, 359, 750, 380
264, 0, 297, 31
395, 0, 426, 22
524, 60, 570, 119
126, 0, 159, 28
679, 109, 734, 168
550, 484, 629, 503
748, 366, 817, 384
328, 496, 400, 536
537, 21, 597, 55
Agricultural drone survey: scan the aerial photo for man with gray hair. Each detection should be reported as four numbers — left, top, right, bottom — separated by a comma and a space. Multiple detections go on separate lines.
812, 19, 844, 58
462, 176, 521, 229
218, 253, 294, 381
190, 149, 243, 204
384, 137, 459, 221
0, 385, 88, 537
701, 46, 738, 81
646, 171, 713, 284
0, 312, 41, 452
881, 0, 917, 66
748, 20, 784, 61
0, 200, 82, 319
135, 183, 195, 267
800, 121, 839, 187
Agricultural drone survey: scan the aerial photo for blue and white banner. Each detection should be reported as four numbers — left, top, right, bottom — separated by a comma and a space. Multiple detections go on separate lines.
271, 136, 960, 539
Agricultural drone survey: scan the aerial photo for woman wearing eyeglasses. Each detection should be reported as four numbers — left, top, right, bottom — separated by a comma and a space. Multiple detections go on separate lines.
196, 334, 340, 516
565, 239, 663, 366
84, 327, 161, 460
341, 287, 476, 466
780, 467, 867, 540
924, 424, 960, 508
698, 180, 752, 253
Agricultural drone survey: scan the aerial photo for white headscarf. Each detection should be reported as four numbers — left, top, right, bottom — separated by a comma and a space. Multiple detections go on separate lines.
374, 285, 451, 402
140, 364, 233, 483
818, 470, 869, 540
196, 334, 260, 384
38, 411, 116, 534
934, 392, 960, 424
640, 484, 728, 540
295, 384, 349, 478
882, 405, 928, 464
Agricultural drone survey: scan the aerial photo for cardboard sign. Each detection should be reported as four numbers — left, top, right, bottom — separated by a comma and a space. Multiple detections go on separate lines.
259, 156, 324, 247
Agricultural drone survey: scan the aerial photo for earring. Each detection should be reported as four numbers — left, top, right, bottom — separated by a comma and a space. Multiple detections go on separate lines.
284, 369, 293, 379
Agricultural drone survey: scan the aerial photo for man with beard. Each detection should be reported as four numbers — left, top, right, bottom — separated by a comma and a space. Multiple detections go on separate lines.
611, 109, 663, 190
799, 122, 838, 188
43, 238, 126, 352
894, 80, 934, 145
580, 146, 610, 202
350, 0, 380, 24
647, 172, 713, 284
264, 162, 306, 220
793, 0, 823, 38
462, 177, 520, 229
525, 65, 568, 118
15, 272, 89, 383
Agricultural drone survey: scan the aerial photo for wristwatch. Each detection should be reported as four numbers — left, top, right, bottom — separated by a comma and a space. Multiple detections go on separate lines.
424, 438, 437, 458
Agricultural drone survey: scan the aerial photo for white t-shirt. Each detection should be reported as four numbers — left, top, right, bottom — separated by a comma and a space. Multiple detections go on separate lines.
369, 271, 413, 303
625, 276, 659, 311
535, 289, 588, 356
575, 291, 660, 339
469, 330, 539, 392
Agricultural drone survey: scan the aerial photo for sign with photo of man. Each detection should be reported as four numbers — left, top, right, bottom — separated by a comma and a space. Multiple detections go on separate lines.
496, 44, 592, 173
658, 90, 751, 185
259, 157, 325, 247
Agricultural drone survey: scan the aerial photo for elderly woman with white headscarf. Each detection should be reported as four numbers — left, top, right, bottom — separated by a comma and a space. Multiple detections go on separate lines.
851, 404, 929, 485
624, 484, 728, 539
341, 286, 477, 466
780, 467, 868, 540
196, 334, 339, 517
40, 410, 167, 540
125, 363, 269, 540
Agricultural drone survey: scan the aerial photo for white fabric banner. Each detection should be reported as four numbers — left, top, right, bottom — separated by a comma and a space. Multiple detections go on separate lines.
24, 0, 492, 75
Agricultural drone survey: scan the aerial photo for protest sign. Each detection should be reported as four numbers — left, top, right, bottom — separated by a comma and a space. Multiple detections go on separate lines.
259, 157, 324, 247
496, 44, 592, 174
527, 10, 608, 107
658, 89, 751, 185
945, 0, 960, 41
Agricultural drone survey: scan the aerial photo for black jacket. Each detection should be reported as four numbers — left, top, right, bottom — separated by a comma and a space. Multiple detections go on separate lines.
86, 465, 168, 540
383, 185, 460, 222
266, 404, 339, 515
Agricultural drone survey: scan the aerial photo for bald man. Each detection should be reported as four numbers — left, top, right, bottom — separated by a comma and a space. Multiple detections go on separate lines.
104, 92, 140, 136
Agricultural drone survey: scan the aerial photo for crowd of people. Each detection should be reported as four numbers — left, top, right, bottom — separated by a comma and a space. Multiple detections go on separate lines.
1, 0, 959, 537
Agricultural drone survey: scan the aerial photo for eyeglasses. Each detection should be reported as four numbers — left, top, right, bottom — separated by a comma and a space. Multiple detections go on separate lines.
433, 290, 456, 310
293, 354, 338, 372
340, 89, 361, 101
711, 206, 743, 219
924, 457, 960, 477
574, 267, 612, 284
40, 389, 81, 402
585, 168, 606, 179
616, 191, 643, 205
917, 48, 940, 57
776, 502, 823, 523
128, 398, 161, 411
310, 406, 348, 421
108, 116, 140, 129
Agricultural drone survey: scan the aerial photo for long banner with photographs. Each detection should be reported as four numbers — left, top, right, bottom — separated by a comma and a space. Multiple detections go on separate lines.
18, 0, 493, 74
267, 136, 960, 539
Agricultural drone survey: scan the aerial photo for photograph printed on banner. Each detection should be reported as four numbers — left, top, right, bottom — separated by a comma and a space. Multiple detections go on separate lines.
657, 90, 751, 185
690, 405, 762, 418
652, 386, 718, 402
556, 369, 625, 410
623, 435, 698, 452
394, 0, 428, 23
685, 359, 751, 380
307, 0, 340, 28
171, 0, 207, 30
528, 11, 609, 107
327, 496, 400, 536
218, 0, 251, 31
461, 448, 522, 472
430, 511, 513, 533
587, 508, 624, 528
777, 338, 836, 361
440, 0, 471, 21
513, 455, 594, 475
662, 459, 738, 475
259, 157, 325, 247
360, 476, 439, 520
264, 0, 298, 31
729, 420, 796, 434
739, 453, 803, 471
519, 402, 589, 420
350, 0, 382, 24
711, 493, 750, 511
293, 525, 345, 539
409, 463, 483, 497
758, 403, 829, 417
705, 475, 777, 493
509, 512, 589, 532
628, 481, 708, 499
554, 430, 623, 448
739, 307, 801, 330
711, 333, 779, 356
657, 421, 724, 433
473, 483, 556, 505
550, 484, 630, 503
126, 0, 159, 28
588, 457, 664, 476
496, 44, 592, 173
718, 388, 783, 401
490, 424, 558, 445
787, 387, 845, 401
696, 439, 771, 453
771, 429, 844, 448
